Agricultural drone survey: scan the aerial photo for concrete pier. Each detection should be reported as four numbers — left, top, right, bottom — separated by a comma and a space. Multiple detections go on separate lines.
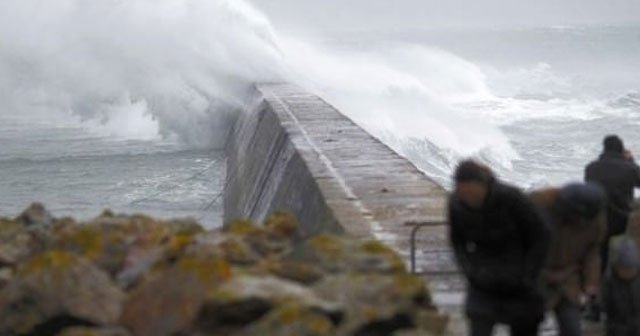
224, 83, 601, 335
225, 83, 463, 330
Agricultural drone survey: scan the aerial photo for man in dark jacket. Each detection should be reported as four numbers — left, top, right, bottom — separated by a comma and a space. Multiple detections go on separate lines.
585, 135, 640, 273
448, 160, 550, 336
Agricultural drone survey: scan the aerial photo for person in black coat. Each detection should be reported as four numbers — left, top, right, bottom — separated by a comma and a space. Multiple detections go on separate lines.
585, 135, 640, 272
448, 160, 550, 336
603, 236, 640, 336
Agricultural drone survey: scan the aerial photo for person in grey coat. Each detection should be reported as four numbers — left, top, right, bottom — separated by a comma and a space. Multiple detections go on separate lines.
603, 236, 640, 336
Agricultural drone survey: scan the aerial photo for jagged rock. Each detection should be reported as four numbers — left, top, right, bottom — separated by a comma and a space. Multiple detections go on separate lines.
0, 268, 13, 288
56, 215, 201, 278
237, 304, 336, 336
263, 257, 325, 285
120, 256, 232, 336
116, 246, 164, 289
188, 233, 261, 266
290, 234, 406, 274
18, 202, 53, 228
0, 218, 33, 267
0, 206, 446, 336
314, 273, 435, 336
264, 211, 300, 240
199, 275, 342, 332
414, 310, 450, 335
55, 225, 129, 276
56, 326, 131, 336
0, 251, 124, 335
224, 220, 292, 256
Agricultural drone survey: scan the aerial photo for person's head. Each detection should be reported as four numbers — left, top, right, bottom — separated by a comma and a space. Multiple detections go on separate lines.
611, 237, 640, 281
454, 160, 494, 209
603, 135, 624, 154
556, 183, 606, 224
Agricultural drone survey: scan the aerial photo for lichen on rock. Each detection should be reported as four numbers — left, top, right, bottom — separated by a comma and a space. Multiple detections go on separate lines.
0, 205, 447, 336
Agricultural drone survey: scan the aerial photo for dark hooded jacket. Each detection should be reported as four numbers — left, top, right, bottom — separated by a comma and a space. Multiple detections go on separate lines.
603, 238, 640, 336
585, 151, 640, 235
448, 179, 550, 321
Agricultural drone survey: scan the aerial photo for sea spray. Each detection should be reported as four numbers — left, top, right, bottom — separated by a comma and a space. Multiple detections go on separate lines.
0, 0, 518, 181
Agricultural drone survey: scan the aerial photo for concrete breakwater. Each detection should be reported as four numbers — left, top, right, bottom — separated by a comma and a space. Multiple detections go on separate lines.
225, 83, 448, 239
224, 84, 608, 335
224, 83, 462, 327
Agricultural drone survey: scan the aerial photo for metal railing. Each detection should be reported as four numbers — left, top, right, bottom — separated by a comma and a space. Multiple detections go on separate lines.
404, 220, 447, 274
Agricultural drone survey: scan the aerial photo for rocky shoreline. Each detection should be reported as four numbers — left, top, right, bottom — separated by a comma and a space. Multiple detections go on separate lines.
0, 204, 448, 336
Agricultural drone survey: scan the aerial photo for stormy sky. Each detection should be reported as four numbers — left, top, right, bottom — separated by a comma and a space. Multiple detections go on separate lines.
250, 0, 640, 31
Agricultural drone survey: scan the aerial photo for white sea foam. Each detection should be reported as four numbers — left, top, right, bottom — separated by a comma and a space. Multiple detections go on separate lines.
0, 0, 519, 174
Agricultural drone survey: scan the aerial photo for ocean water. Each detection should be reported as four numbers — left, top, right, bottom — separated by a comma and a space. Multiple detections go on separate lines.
313, 25, 640, 190
1, 0, 638, 224
0, 109, 225, 226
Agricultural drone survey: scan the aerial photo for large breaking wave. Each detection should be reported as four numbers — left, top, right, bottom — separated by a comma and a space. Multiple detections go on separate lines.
0, 0, 520, 183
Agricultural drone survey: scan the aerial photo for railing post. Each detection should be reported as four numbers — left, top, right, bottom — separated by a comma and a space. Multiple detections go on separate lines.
404, 221, 447, 274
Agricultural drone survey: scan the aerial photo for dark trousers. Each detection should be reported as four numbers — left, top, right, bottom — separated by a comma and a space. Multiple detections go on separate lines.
469, 316, 540, 336
554, 299, 582, 336
601, 211, 629, 273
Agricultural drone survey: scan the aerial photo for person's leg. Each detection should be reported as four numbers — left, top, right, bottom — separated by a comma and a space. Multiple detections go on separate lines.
468, 316, 495, 336
509, 318, 540, 336
554, 298, 582, 336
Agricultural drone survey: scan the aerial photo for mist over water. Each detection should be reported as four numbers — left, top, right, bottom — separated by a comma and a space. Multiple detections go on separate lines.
0, 0, 285, 146
2, 0, 638, 221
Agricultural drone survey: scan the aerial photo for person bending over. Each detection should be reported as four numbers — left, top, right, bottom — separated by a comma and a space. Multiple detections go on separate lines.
448, 160, 550, 336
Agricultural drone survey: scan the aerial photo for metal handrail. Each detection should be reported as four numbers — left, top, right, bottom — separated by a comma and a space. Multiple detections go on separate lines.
404, 220, 447, 274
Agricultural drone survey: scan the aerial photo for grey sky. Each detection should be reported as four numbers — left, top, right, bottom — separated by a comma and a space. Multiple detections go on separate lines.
250, 0, 640, 31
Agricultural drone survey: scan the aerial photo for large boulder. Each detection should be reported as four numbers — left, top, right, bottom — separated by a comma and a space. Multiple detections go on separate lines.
120, 256, 232, 336
18, 202, 53, 228
198, 275, 342, 332
314, 273, 440, 336
236, 304, 337, 336
0, 218, 33, 267
287, 234, 406, 275
0, 205, 448, 336
56, 213, 202, 279
0, 251, 124, 335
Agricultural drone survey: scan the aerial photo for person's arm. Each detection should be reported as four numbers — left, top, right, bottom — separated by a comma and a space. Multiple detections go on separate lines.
633, 164, 640, 187
448, 200, 471, 275
512, 191, 551, 283
584, 163, 593, 183
582, 212, 606, 296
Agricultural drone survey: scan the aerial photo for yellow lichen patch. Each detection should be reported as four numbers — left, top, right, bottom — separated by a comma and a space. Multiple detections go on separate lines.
57, 227, 105, 260
261, 305, 334, 334
218, 237, 258, 265
166, 219, 204, 236
308, 234, 344, 257
176, 256, 232, 284
362, 305, 380, 321
264, 211, 299, 238
263, 258, 324, 284
223, 219, 262, 236
165, 233, 194, 259
359, 240, 395, 255
392, 274, 429, 299
20, 250, 77, 274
